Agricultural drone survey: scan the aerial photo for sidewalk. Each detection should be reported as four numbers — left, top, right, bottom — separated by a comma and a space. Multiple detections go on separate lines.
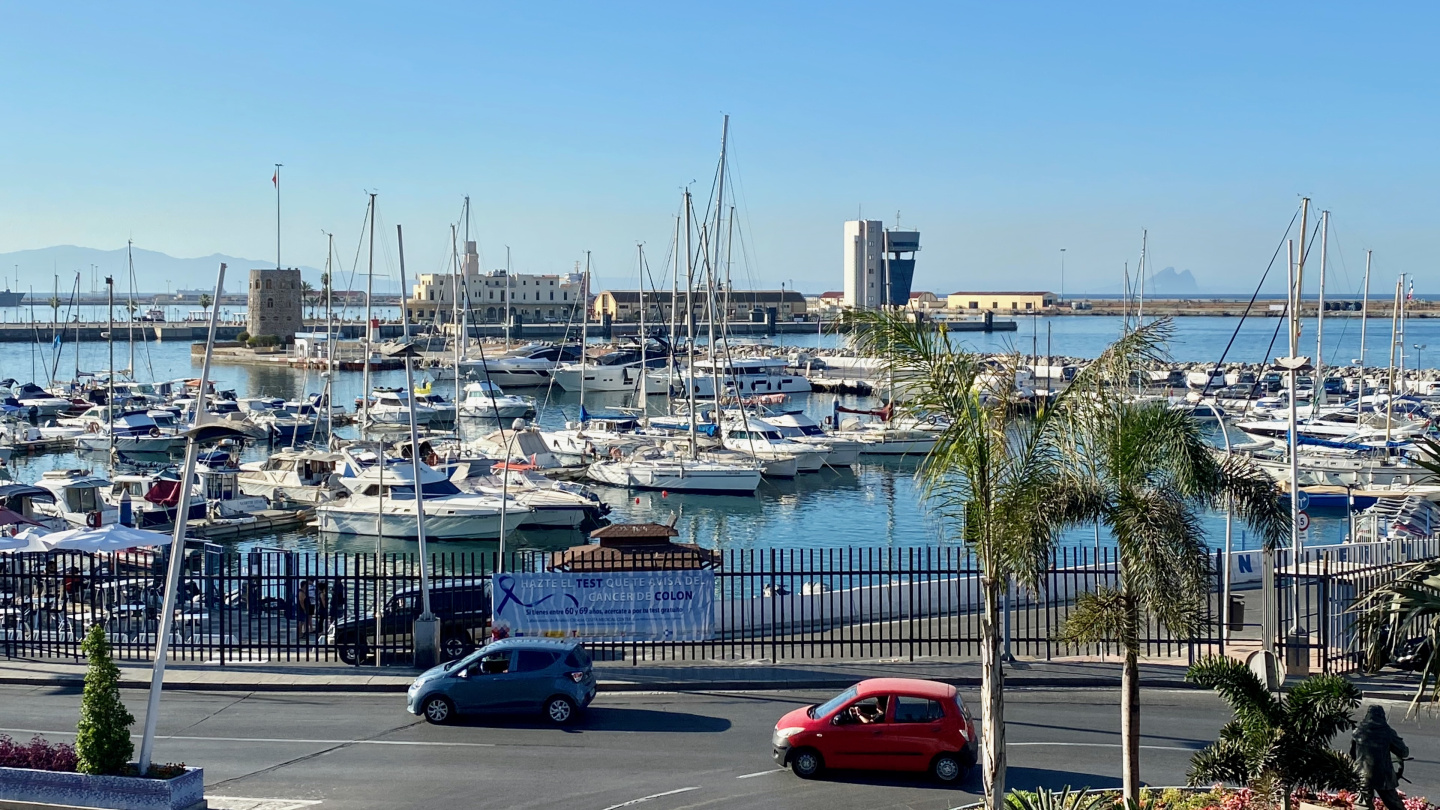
0, 654, 1419, 698
0, 655, 1194, 694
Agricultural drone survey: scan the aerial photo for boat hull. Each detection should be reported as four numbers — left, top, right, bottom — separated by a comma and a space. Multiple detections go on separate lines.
586, 460, 761, 493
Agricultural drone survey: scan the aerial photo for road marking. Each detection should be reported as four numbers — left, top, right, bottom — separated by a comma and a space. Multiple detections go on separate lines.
1010, 741, 1199, 752
208, 798, 322, 810
735, 769, 783, 779
601, 787, 700, 810
0, 728, 495, 749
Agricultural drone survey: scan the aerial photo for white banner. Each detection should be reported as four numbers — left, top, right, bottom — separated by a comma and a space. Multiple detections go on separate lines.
491, 571, 714, 641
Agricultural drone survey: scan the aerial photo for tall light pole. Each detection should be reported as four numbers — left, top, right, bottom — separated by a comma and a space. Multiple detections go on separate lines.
1059, 248, 1066, 303
1416, 344, 1427, 372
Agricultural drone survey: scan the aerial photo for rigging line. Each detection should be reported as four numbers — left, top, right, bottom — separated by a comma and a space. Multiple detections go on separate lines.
337, 198, 372, 327
1198, 206, 1301, 398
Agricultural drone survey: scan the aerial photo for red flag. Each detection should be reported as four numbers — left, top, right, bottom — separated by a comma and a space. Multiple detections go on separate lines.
271, 170, 278, 186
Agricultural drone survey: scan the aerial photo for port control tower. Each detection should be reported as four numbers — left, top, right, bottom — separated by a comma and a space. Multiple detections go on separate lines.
843, 220, 920, 308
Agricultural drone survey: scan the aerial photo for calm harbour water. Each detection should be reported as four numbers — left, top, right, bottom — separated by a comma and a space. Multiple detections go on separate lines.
6, 315, 1393, 555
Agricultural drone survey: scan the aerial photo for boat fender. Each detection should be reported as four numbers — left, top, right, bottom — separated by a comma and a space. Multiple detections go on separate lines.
86, 511, 103, 528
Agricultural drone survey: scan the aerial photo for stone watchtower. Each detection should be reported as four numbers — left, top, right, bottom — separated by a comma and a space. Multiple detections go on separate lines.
247, 268, 304, 342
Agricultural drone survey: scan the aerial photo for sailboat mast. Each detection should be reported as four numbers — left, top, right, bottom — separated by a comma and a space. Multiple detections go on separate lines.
712, 115, 729, 286
669, 214, 680, 393
637, 243, 647, 419
504, 246, 512, 350
1137, 231, 1147, 327
1359, 250, 1372, 377
1386, 277, 1401, 444
362, 193, 376, 430
126, 241, 135, 377
106, 276, 114, 424
452, 224, 462, 414
1292, 199, 1309, 361
325, 233, 335, 441
685, 193, 698, 458
580, 250, 590, 413
1314, 210, 1329, 407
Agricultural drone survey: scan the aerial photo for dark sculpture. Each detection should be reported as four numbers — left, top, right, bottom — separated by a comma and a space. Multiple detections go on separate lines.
1351, 705, 1410, 810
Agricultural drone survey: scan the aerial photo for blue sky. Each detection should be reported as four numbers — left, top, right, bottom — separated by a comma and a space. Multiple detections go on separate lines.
1, 2, 1436, 295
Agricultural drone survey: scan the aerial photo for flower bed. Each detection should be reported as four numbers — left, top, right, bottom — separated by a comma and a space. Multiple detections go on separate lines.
0, 734, 201, 810
961, 787, 1438, 810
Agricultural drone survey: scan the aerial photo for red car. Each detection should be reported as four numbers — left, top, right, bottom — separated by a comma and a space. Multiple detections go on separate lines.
771, 678, 978, 784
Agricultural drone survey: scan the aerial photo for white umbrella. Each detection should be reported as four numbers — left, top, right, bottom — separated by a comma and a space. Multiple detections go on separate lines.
42, 523, 173, 552
0, 526, 53, 553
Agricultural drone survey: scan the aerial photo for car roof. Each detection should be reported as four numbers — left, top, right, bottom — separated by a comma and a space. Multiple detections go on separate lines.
485, 637, 581, 651
854, 678, 956, 700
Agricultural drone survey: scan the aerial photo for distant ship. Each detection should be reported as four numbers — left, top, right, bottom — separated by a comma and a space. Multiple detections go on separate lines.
0, 290, 24, 308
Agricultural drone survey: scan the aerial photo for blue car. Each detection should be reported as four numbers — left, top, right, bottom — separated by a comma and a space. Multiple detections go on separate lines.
407, 638, 597, 725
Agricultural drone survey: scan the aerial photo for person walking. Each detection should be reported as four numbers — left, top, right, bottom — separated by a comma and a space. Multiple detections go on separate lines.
296, 578, 314, 638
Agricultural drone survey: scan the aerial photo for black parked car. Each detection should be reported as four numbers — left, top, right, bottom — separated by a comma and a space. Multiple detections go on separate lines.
327, 578, 490, 665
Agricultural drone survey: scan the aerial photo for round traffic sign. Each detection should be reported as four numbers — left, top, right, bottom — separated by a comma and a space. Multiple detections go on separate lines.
1294, 490, 1310, 511
1296, 511, 1311, 531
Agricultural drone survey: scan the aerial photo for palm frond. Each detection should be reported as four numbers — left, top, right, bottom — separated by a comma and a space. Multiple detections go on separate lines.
1056, 588, 1132, 647
1185, 656, 1284, 727
1284, 674, 1361, 745
1186, 738, 1252, 787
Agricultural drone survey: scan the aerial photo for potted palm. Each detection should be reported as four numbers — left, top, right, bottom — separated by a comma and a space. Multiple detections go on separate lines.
0, 626, 204, 810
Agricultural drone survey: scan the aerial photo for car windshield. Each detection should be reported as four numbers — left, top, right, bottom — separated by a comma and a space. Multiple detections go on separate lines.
809, 686, 857, 719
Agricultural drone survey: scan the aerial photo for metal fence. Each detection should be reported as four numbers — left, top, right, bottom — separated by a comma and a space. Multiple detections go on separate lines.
1, 545, 1228, 666
1275, 538, 1440, 676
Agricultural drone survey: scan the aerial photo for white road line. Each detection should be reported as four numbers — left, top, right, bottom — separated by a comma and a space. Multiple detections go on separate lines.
1010, 741, 1198, 752
0, 728, 495, 748
600, 787, 700, 810
735, 769, 783, 779
208, 798, 322, 810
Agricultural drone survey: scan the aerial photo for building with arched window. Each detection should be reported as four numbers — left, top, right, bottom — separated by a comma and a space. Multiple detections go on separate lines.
247, 268, 304, 341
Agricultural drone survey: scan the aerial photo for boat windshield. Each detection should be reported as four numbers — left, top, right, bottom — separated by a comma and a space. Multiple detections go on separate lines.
386, 479, 463, 499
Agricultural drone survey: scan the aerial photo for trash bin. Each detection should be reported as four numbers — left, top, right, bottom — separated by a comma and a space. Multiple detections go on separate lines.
1228, 594, 1245, 632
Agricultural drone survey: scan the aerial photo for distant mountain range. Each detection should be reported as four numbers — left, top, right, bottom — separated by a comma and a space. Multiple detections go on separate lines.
0, 245, 322, 295
1145, 266, 1200, 295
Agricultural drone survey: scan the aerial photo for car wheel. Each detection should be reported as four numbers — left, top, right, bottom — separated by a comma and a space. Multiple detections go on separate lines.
338, 645, 360, 665
930, 752, 969, 784
442, 635, 471, 660
790, 747, 823, 779
421, 695, 455, 725
544, 695, 576, 725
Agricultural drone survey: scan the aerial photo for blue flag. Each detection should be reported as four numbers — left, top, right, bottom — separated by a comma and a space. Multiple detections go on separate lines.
579, 404, 591, 423
52, 334, 61, 350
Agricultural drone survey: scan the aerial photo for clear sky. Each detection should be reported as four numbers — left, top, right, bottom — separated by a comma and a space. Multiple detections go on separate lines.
1, 2, 1435, 296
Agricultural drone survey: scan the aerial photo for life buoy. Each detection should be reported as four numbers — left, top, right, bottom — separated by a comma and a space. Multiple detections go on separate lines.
148, 427, 161, 438
86, 422, 99, 433
85, 511, 102, 528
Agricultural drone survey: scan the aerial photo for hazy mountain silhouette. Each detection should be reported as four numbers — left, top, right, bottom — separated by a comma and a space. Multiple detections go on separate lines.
1145, 266, 1199, 295
0, 245, 322, 294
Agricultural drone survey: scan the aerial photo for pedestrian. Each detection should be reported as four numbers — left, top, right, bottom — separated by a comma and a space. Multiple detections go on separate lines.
314, 581, 330, 635
329, 578, 346, 623
296, 578, 313, 637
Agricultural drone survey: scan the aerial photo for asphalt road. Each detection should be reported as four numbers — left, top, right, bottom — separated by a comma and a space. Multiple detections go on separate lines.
0, 685, 1434, 810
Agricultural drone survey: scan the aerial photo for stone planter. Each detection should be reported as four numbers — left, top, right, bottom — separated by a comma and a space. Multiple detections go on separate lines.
0, 765, 203, 810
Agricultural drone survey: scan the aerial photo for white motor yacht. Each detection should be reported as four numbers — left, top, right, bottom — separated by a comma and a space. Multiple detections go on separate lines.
8, 382, 72, 417
459, 343, 584, 388
318, 456, 530, 539
542, 416, 659, 465
658, 356, 812, 397
0, 482, 68, 530
362, 388, 438, 426
33, 469, 119, 528
553, 346, 671, 393
450, 459, 610, 529
237, 448, 347, 504
586, 445, 762, 493
834, 417, 939, 456
760, 411, 861, 465
458, 381, 537, 419
721, 416, 827, 474
74, 412, 186, 454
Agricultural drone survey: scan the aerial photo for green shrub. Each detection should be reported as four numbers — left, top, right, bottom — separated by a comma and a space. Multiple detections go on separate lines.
76, 626, 134, 775
235, 330, 250, 343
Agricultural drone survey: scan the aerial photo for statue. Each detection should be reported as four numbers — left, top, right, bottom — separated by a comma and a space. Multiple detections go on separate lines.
1351, 705, 1410, 810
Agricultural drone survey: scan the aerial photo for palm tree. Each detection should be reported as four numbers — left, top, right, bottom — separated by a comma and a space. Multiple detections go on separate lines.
1186, 655, 1360, 807
1055, 342, 1288, 803
198, 293, 213, 313
48, 295, 60, 325
301, 280, 315, 319
850, 310, 1165, 809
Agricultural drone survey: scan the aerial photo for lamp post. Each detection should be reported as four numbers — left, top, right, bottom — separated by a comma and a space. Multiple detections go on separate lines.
1415, 344, 1427, 372
1059, 248, 1066, 303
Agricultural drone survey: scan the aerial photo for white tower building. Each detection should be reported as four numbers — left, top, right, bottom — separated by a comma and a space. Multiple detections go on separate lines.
843, 220, 884, 309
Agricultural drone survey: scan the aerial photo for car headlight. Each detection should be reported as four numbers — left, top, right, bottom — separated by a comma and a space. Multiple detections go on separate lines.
773, 727, 804, 742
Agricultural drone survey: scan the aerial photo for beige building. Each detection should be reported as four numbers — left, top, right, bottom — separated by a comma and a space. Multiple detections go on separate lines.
946, 291, 1057, 312
406, 269, 585, 324
593, 289, 807, 323
906, 291, 944, 311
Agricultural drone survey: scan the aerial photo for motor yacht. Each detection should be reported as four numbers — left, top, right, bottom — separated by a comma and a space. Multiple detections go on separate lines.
458, 381, 537, 419
458, 342, 584, 388
759, 411, 861, 465
318, 455, 530, 539
237, 448, 347, 504
720, 416, 826, 474
33, 469, 119, 528
586, 444, 762, 493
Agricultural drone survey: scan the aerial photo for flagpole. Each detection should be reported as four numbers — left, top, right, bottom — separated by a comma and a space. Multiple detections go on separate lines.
274, 164, 283, 270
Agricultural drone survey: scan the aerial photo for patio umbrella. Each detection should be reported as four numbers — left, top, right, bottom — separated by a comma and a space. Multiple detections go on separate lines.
0, 526, 53, 553
0, 506, 41, 527
41, 523, 173, 552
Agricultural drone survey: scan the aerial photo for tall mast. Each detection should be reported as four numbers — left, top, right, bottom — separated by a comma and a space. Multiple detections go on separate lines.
637, 243, 647, 419
1313, 209, 1329, 407
684, 193, 698, 458
396, 223, 434, 625
1359, 250, 1372, 379
669, 214, 680, 395
1137, 230, 1147, 327
325, 232, 335, 441
1292, 199, 1309, 363
126, 241, 135, 378
580, 250, 590, 414
712, 115, 729, 290
106, 276, 114, 425
1399, 273, 1409, 387
1385, 277, 1401, 444
452, 224, 462, 414
504, 245, 512, 350
362, 193, 376, 430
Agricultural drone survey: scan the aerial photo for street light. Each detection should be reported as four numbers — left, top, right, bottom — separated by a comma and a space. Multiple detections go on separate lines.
1059, 248, 1066, 303
1415, 343, 1427, 371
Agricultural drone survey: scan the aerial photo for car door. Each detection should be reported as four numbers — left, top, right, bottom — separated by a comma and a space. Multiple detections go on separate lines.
509, 649, 564, 709
884, 694, 947, 770
822, 696, 889, 770
449, 649, 515, 712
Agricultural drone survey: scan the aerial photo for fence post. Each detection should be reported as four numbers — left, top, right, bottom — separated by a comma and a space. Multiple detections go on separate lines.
1001, 574, 1013, 663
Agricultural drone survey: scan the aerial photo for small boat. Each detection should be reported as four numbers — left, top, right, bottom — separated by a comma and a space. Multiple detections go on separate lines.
318, 455, 529, 539
458, 381, 536, 419
237, 448, 347, 504
33, 469, 119, 528
586, 445, 762, 493
74, 412, 186, 454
